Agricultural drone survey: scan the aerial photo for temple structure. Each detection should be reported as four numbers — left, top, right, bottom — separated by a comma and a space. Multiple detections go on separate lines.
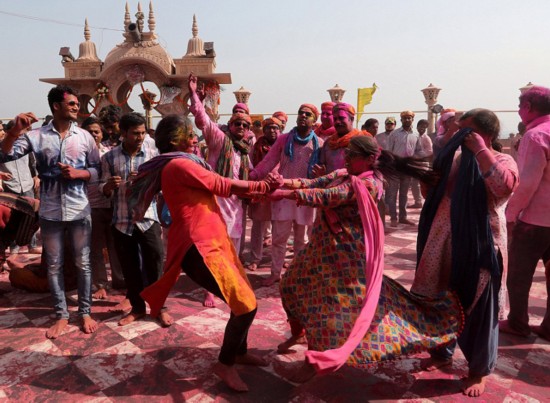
40, 2, 231, 123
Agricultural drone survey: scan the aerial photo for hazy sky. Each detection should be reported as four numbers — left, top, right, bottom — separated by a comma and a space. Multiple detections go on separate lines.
1, 0, 549, 135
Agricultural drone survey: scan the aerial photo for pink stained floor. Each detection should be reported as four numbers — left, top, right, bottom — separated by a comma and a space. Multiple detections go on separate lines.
0, 205, 548, 402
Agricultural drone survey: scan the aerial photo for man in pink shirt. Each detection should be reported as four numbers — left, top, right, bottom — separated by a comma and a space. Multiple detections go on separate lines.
502, 85, 550, 341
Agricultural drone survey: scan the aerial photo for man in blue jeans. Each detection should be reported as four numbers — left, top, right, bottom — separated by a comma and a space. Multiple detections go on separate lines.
1, 85, 100, 338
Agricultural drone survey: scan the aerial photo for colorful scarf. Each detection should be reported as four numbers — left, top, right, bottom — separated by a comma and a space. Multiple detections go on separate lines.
215, 130, 251, 180
314, 124, 336, 140
284, 128, 320, 178
128, 152, 212, 222
417, 128, 500, 310
327, 128, 362, 150
305, 171, 385, 374
252, 135, 275, 167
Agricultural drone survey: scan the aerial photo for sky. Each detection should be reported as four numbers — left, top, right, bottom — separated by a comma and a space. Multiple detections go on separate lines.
1, 0, 550, 136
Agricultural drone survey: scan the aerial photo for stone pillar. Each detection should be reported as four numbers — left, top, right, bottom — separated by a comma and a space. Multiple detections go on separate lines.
421, 83, 441, 134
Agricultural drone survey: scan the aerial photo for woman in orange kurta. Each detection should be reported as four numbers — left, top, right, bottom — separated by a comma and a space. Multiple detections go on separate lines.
129, 114, 280, 392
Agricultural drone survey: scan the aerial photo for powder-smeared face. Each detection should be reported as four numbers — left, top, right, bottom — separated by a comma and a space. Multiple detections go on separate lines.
262, 124, 280, 144
320, 105, 334, 128
229, 119, 250, 139
333, 109, 353, 136
172, 126, 198, 153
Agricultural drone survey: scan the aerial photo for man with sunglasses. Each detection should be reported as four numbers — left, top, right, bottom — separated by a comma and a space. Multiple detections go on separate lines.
250, 104, 323, 287
0, 85, 100, 339
188, 74, 253, 306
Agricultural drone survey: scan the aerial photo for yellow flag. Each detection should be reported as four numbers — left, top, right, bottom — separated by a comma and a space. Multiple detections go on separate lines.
357, 84, 377, 113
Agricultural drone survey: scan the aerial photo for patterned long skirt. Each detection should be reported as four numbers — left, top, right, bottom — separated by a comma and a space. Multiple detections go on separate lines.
280, 206, 463, 366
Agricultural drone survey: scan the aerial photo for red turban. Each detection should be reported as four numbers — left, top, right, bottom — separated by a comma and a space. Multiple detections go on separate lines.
321, 101, 336, 110
232, 103, 250, 114
262, 117, 282, 128
299, 103, 319, 121
333, 102, 356, 118
228, 112, 252, 125
273, 111, 288, 122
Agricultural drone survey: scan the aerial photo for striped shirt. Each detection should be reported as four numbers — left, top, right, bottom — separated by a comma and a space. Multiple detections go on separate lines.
0, 121, 100, 221
99, 142, 159, 235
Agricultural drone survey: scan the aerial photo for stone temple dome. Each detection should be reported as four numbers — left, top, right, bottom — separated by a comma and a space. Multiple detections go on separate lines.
40, 1, 231, 121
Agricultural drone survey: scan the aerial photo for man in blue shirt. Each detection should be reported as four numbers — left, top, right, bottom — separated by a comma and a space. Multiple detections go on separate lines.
1, 85, 100, 338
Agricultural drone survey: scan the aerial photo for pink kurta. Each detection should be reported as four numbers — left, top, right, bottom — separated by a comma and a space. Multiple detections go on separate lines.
140, 158, 256, 317
189, 94, 252, 238
251, 132, 323, 225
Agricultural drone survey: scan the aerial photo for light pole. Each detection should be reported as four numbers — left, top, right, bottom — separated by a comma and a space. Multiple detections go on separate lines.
327, 84, 346, 103
233, 86, 251, 105
421, 83, 441, 134
519, 82, 534, 94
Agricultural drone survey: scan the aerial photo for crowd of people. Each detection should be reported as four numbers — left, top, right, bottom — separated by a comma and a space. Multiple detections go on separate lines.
0, 77, 549, 397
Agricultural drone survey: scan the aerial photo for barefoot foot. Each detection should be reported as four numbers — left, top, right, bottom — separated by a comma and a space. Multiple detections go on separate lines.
213, 362, 248, 392
277, 335, 307, 354
81, 315, 98, 334
420, 357, 453, 372
46, 319, 69, 339
499, 320, 530, 337
246, 262, 258, 272
109, 298, 131, 313
203, 291, 216, 308
531, 325, 550, 342
235, 353, 268, 366
462, 375, 487, 397
92, 288, 108, 300
118, 311, 146, 326
274, 360, 316, 383
158, 311, 174, 327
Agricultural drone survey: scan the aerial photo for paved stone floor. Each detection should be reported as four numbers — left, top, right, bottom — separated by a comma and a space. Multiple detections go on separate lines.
0, 206, 548, 402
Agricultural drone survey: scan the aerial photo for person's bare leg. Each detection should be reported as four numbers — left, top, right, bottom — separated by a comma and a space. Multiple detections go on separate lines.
462, 375, 487, 397
158, 311, 174, 327
92, 287, 108, 300
109, 298, 131, 312
203, 291, 216, 307
277, 334, 307, 354
118, 312, 146, 326
235, 353, 268, 366
81, 315, 98, 334
46, 319, 69, 339
213, 362, 248, 392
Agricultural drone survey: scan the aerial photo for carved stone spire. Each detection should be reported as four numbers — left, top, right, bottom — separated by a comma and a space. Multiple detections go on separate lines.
185, 15, 205, 57
124, 2, 131, 30
148, 1, 156, 33
77, 18, 99, 61
136, 2, 144, 33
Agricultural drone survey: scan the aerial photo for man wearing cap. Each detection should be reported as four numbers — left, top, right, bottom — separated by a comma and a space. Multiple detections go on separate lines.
314, 102, 362, 176
386, 111, 422, 227
251, 104, 323, 287
188, 74, 253, 306
376, 117, 396, 150
314, 102, 336, 141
